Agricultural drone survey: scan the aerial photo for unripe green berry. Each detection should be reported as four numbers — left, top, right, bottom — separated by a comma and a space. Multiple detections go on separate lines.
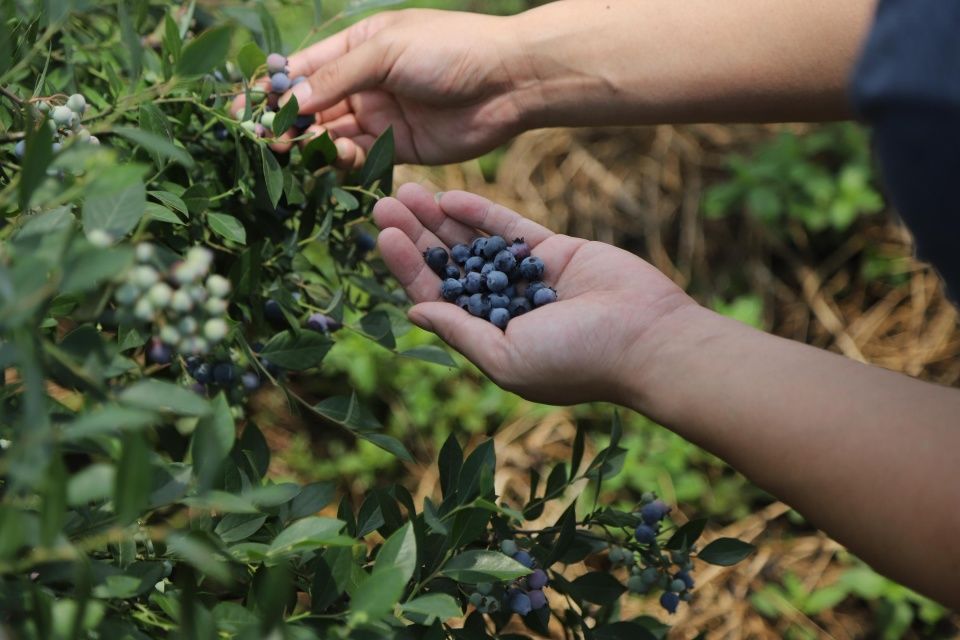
500, 540, 518, 556
159, 325, 180, 345
670, 579, 687, 593
188, 284, 208, 304
52, 105, 74, 126
640, 567, 659, 585
76, 129, 91, 142
609, 547, 624, 564
86, 229, 113, 248
627, 575, 648, 594
468, 593, 483, 607
248, 89, 266, 104
133, 297, 154, 322
66, 93, 86, 114
640, 492, 656, 505
170, 289, 194, 313
476, 582, 493, 596
180, 336, 209, 356
240, 120, 257, 133
178, 316, 199, 336
136, 243, 155, 263
132, 265, 159, 289
204, 298, 228, 316
186, 246, 213, 270
206, 274, 231, 298
260, 111, 276, 131
172, 262, 198, 285
115, 283, 139, 306
203, 318, 228, 342
37, 101, 50, 114
148, 282, 173, 308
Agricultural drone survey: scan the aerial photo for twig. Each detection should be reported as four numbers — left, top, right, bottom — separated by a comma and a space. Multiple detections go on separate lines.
0, 85, 25, 106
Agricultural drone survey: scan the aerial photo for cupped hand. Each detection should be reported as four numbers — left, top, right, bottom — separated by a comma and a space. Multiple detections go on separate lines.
373, 184, 697, 406
235, 10, 533, 169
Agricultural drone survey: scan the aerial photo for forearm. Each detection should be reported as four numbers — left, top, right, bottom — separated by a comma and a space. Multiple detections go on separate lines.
508, 0, 876, 127
625, 305, 960, 608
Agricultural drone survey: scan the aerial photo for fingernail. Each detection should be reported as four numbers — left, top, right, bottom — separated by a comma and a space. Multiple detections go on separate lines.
282, 80, 312, 108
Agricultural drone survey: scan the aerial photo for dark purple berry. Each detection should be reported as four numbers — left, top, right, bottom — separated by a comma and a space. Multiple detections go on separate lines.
508, 591, 532, 616
147, 339, 172, 364
264, 299, 285, 325
355, 231, 376, 255
214, 125, 230, 141
508, 297, 532, 316
464, 256, 485, 273
193, 362, 212, 384
266, 53, 287, 75
185, 356, 202, 373
307, 313, 341, 333
527, 569, 549, 590
440, 278, 464, 301
660, 592, 680, 614
519, 256, 545, 281
677, 571, 695, 590
294, 114, 314, 130
527, 589, 547, 610
450, 243, 472, 265
213, 362, 236, 386
634, 523, 657, 544
442, 264, 461, 280
241, 371, 261, 391
641, 500, 671, 525
463, 272, 483, 295
481, 235, 507, 259
467, 294, 491, 318
512, 550, 534, 568
270, 72, 291, 93
489, 307, 510, 329
508, 238, 531, 261
423, 247, 449, 275
485, 270, 508, 292
493, 250, 516, 273
470, 237, 488, 257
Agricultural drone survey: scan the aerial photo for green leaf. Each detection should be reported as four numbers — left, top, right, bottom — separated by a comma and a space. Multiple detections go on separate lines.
236, 41, 266, 80
697, 538, 755, 566
148, 191, 189, 218
566, 572, 626, 606
359, 310, 395, 349
20, 112, 54, 211
61, 246, 134, 295
117, 0, 142, 79
457, 439, 495, 504
312, 393, 381, 431
176, 25, 233, 77
312, 546, 356, 613
260, 330, 332, 370
359, 433, 413, 463
67, 463, 116, 506
438, 434, 462, 501
331, 187, 359, 211
81, 165, 147, 238
375, 522, 416, 584
439, 550, 531, 583
163, 13, 182, 65
257, 4, 282, 55
350, 566, 406, 619
302, 132, 337, 170
399, 346, 456, 367
215, 513, 267, 544
287, 482, 335, 519
360, 125, 394, 192
665, 518, 707, 552
191, 393, 236, 490
144, 202, 185, 225
261, 146, 284, 208
207, 212, 247, 244
267, 517, 346, 558
272, 94, 298, 135
119, 379, 211, 416
115, 127, 194, 169
401, 594, 462, 624
167, 532, 232, 582
114, 432, 151, 525
570, 423, 585, 477
39, 456, 67, 546
64, 406, 159, 441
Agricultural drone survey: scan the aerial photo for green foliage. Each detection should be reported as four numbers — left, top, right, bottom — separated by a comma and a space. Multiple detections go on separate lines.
704, 124, 884, 232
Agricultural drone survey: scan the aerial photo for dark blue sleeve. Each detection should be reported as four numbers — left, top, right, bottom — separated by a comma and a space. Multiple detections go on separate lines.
850, 0, 960, 301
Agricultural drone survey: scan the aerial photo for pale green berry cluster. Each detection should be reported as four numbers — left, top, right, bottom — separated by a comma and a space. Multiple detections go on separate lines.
37, 93, 99, 152
114, 244, 231, 357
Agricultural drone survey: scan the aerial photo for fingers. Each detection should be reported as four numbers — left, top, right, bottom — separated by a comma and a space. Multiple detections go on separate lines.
281, 41, 389, 115
408, 301, 507, 374
395, 184, 476, 248
376, 227, 441, 303
437, 191, 553, 246
373, 193, 449, 253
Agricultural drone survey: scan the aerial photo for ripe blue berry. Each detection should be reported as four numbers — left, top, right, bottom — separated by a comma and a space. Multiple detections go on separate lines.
355, 231, 376, 255
485, 270, 508, 292
307, 313, 341, 333
193, 362, 212, 384
488, 293, 510, 308
634, 523, 657, 544
640, 500, 671, 525
450, 243, 472, 265
213, 362, 236, 386
677, 571, 695, 590
489, 307, 510, 330
241, 371, 261, 391
147, 339, 172, 364
423, 247, 449, 275
264, 299, 285, 324
508, 591, 532, 616
508, 297, 532, 316
482, 235, 507, 259
456, 295, 470, 310
440, 278, 464, 301
527, 569, 549, 590
500, 540, 518, 556
527, 589, 547, 610
294, 114, 314, 130
508, 239, 531, 261
493, 250, 516, 273
467, 294, 491, 318
669, 578, 687, 593
442, 264, 461, 280
214, 125, 230, 140
463, 272, 483, 294
266, 52, 287, 75
512, 550, 534, 568
660, 592, 680, 614
524, 281, 547, 304
470, 237, 488, 257
270, 72, 291, 93
464, 256, 485, 273
532, 287, 557, 307
519, 256, 545, 281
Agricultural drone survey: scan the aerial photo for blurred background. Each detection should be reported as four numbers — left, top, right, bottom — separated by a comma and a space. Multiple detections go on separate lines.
246, 0, 960, 637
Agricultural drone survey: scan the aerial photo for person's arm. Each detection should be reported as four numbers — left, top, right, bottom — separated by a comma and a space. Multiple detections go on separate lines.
511, 0, 878, 128
372, 184, 960, 609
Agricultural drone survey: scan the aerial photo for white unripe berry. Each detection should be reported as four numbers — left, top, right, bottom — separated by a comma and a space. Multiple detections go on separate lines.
206, 274, 231, 298
52, 105, 74, 126
159, 325, 181, 345
178, 316, 199, 335
136, 243, 155, 263
203, 318, 228, 342
86, 229, 113, 248
132, 265, 159, 289
147, 282, 173, 308
66, 93, 86, 114
170, 289, 193, 313
204, 298, 228, 316
133, 297, 154, 322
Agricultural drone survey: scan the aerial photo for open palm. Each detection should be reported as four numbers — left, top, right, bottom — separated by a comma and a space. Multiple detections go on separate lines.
374, 185, 695, 406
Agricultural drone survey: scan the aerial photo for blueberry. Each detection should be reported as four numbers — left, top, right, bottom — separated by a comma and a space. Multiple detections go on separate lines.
450, 243, 472, 265
502, 284, 516, 298
677, 571, 695, 590
423, 247, 449, 275
527, 589, 547, 610
184, 356, 202, 374
440, 278, 464, 301
480, 262, 496, 277
485, 270, 508, 292
527, 569, 549, 590
470, 237, 488, 257
609, 546, 625, 564
264, 299, 285, 324
261, 357, 282, 378
659, 591, 680, 614
532, 287, 557, 307
669, 578, 687, 593
640, 500, 671, 525
206, 274, 231, 299
251, 342, 264, 352
524, 281, 547, 304
519, 256, 545, 281
467, 293, 491, 318
488, 293, 510, 308
476, 582, 493, 595
508, 297, 532, 316
481, 235, 507, 259
147, 339, 172, 364
640, 567, 659, 585
500, 540, 518, 556
508, 239, 531, 261
266, 52, 287, 75
512, 550, 534, 568
455, 295, 470, 310
640, 492, 656, 505
355, 230, 376, 255
52, 105, 74, 126
193, 362, 212, 384
489, 307, 510, 329
270, 72, 291, 93
294, 114, 314, 130
51, 142, 62, 154
214, 125, 230, 141
464, 256, 485, 273
13, 140, 25, 158
463, 272, 483, 294
241, 371, 261, 391
634, 523, 657, 544
627, 575, 649, 594
203, 318, 229, 343
468, 592, 483, 607
213, 362, 236, 386
493, 250, 516, 273
508, 591, 532, 616
443, 264, 461, 280
66, 93, 86, 114
307, 313, 342, 333
260, 111, 276, 131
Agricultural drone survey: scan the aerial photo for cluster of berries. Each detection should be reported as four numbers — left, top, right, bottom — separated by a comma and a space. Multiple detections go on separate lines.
183, 344, 269, 399
13, 93, 99, 159
237, 53, 312, 138
424, 236, 557, 330
499, 540, 550, 616
115, 244, 230, 360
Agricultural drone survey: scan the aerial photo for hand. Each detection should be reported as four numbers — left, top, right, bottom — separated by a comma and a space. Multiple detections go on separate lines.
238, 10, 534, 168
373, 184, 697, 406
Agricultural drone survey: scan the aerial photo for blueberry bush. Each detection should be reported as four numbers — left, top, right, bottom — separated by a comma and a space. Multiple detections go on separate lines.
0, 2, 753, 638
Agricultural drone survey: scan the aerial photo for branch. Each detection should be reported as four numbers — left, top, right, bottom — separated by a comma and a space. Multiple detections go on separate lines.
0, 85, 24, 106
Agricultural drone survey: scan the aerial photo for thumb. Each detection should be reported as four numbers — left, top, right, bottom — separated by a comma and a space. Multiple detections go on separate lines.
283, 41, 387, 114
408, 302, 507, 374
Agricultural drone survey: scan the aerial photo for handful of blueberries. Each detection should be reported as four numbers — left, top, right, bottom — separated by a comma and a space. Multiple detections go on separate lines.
423, 235, 557, 330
